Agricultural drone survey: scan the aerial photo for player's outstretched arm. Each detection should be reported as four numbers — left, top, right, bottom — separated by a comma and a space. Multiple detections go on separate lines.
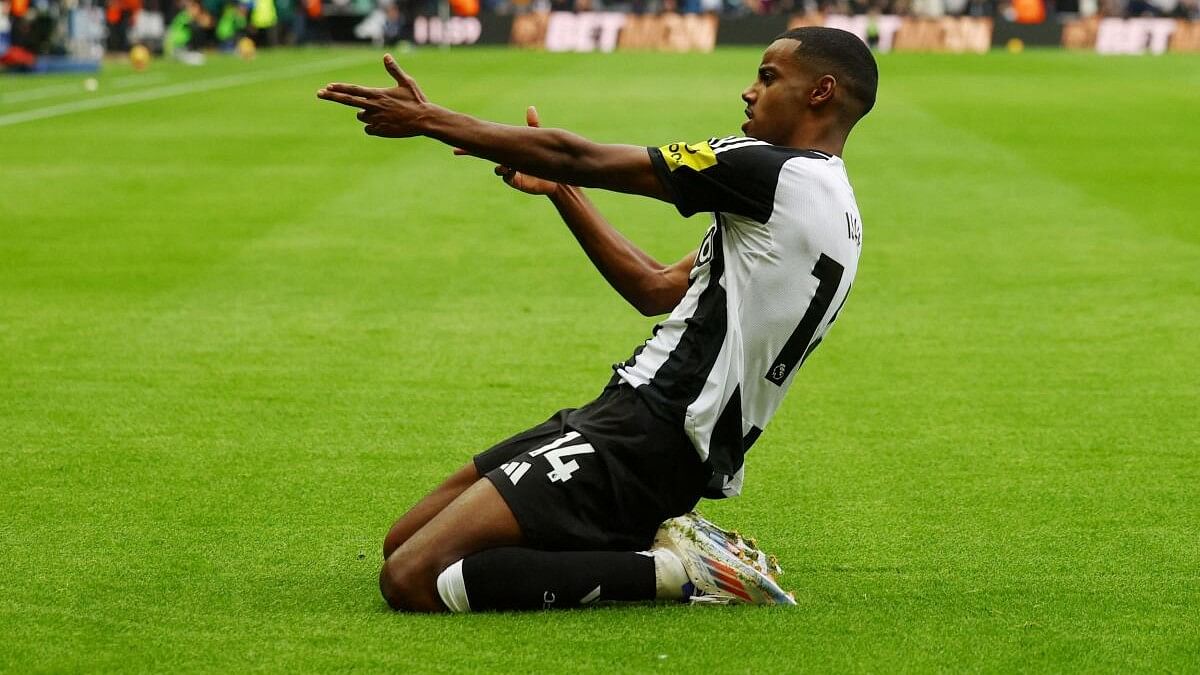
317, 55, 669, 202
453, 107, 562, 198
462, 106, 692, 317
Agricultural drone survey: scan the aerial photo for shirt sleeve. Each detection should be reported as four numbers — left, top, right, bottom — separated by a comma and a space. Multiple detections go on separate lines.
647, 137, 819, 223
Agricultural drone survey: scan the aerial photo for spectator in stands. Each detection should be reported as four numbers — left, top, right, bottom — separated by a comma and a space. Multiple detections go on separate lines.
383, 2, 405, 43
911, 0, 945, 16
106, 0, 143, 51
201, 0, 224, 38
964, 0, 992, 16
1125, 0, 1160, 14
215, 0, 247, 48
290, 0, 316, 43
354, 0, 405, 46
166, 0, 204, 49
164, 0, 211, 61
249, 0, 279, 44
1, 0, 38, 72
1145, 0, 1179, 13
1009, 0, 1045, 21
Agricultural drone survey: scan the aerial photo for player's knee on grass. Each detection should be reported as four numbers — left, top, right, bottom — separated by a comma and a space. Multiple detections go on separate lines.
382, 462, 481, 559
382, 527, 404, 561
379, 555, 446, 613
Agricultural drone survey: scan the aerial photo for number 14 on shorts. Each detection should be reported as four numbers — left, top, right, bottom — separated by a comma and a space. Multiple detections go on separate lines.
500, 431, 595, 485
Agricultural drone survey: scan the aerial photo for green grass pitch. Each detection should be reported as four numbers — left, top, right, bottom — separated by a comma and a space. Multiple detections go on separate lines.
1, 46, 1198, 671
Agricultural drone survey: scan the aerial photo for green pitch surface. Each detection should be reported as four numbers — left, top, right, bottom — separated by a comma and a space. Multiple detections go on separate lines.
2, 46, 1198, 671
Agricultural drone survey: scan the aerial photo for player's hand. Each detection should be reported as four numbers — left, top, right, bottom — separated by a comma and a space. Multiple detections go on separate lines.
317, 54, 429, 138
454, 106, 560, 197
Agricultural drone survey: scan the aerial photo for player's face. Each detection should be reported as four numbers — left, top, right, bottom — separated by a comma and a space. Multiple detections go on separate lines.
741, 39, 810, 145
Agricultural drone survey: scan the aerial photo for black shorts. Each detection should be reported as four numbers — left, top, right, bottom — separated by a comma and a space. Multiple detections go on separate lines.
474, 383, 712, 552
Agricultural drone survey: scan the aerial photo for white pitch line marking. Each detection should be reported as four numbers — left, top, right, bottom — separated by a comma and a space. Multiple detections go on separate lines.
1, 82, 91, 104
0, 53, 372, 128
0, 73, 169, 105
111, 73, 171, 88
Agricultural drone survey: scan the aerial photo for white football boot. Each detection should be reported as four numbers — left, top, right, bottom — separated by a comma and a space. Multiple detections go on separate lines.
653, 511, 796, 606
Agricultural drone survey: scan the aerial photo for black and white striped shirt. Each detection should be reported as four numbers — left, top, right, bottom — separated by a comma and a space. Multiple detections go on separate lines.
615, 136, 863, 498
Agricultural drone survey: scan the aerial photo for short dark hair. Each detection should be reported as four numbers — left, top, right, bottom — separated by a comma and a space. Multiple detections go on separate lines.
774, 27, 879, 119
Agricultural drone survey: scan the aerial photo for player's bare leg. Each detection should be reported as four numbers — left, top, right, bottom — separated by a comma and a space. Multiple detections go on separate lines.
382, 462, 480, 558
379, 475, 690, 613
379, 476, 524, 612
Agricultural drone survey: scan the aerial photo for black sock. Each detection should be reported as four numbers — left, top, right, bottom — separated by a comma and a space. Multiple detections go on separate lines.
457, 547, 655, 611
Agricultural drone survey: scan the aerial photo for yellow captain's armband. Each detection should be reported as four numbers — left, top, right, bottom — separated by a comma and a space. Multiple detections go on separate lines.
659, 141, 717, 172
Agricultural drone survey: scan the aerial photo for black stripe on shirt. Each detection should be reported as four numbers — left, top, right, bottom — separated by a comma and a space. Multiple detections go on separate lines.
634, 221, 728, 427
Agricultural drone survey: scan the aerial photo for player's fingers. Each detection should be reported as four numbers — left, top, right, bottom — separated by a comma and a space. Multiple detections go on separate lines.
317, 89, 374, 110
384, 53, 428, 103
357, 109, 373, 122
526, 106, 540, 128
382, 53, 405, 84
452, 147, 473, 156
325, 82, 378, 98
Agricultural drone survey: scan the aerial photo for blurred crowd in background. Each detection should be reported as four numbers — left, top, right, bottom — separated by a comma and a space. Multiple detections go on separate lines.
536, 0, 1195, 17
1, 0, 1196, 67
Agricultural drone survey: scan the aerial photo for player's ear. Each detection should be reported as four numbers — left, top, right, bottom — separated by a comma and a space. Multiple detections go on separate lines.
811, 75, 836, 107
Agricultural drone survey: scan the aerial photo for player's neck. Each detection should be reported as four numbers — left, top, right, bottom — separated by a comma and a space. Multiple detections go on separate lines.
786, 119, 847, 157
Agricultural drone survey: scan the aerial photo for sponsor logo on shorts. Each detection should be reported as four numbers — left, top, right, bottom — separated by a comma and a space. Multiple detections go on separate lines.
499, 461, 532, 485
